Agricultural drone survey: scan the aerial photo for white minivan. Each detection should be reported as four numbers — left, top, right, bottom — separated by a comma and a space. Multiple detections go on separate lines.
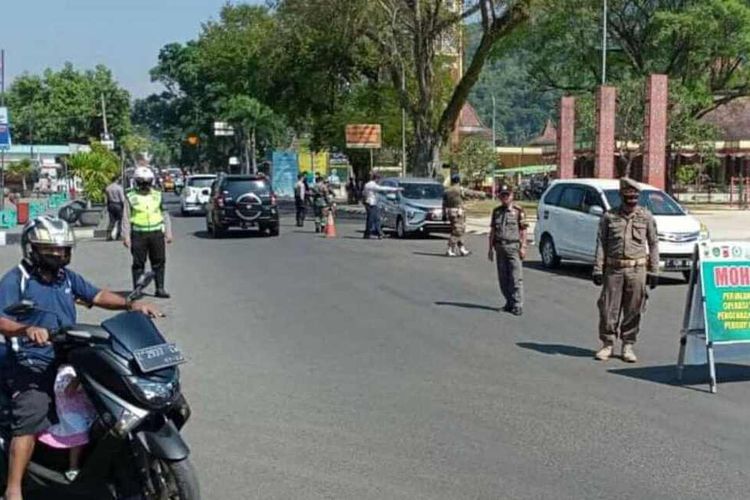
533, 179, 709, 280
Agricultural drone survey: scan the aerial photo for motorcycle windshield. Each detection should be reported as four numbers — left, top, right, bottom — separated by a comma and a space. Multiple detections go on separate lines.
101, 312, 168, 358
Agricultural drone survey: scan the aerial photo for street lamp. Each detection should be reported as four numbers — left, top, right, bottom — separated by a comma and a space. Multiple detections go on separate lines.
601, 0, 608, 85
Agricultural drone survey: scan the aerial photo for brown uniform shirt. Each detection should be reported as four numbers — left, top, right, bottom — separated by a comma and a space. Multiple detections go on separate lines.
594, 206, 659, 274
491, 203, 529, 243
443, 185, 464, 209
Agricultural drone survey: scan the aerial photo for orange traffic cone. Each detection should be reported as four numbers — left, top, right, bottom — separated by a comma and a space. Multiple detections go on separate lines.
325, 210, 337, 238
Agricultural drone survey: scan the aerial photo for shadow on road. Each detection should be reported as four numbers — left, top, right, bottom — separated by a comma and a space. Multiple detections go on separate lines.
193, 230, 268, 240
434, 301, 500, 312
524, 261, 592, 280
517, 342, 595, 358
413, 251, 448, 257
608, 363, 750, 392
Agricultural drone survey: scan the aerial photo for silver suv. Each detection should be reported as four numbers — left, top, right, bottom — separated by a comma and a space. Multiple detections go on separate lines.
377, 177, 450, 238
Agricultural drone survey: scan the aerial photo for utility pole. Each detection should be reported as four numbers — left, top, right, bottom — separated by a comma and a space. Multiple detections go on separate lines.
601, 0, 608, 85
101, 93, 109, 139
401, 65, 407, 177
1, 49, 6, 210
492, 94, 497, 200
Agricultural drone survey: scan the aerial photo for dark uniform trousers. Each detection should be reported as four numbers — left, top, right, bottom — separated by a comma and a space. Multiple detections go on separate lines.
495, 241, 524, 308
131, 230, 166, 290
107, 202, 124, 240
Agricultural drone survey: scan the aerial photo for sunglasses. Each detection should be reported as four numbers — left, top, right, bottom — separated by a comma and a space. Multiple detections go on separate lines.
500, 192, 511, 197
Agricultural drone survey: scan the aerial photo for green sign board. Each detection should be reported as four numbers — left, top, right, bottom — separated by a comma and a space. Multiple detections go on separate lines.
702, 261, 750, 343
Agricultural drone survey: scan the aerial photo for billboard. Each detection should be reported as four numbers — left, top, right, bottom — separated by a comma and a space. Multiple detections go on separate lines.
0, 107, 10, 151
271, 151, 298, 199
346, 124, 381, 149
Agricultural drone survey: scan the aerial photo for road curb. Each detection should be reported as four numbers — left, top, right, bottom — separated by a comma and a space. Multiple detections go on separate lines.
0, 228, 107, 246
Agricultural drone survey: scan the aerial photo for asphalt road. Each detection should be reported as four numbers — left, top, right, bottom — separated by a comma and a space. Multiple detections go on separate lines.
5, 200, 750, 499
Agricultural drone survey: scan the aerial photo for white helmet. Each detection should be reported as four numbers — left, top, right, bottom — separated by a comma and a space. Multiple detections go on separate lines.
134, 167, 155, 187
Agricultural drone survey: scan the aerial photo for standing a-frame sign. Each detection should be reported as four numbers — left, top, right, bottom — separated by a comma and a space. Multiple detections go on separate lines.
678, 241, 750, 393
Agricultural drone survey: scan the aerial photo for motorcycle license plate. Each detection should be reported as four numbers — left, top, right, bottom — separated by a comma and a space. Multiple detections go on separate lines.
133, 343, 186, 373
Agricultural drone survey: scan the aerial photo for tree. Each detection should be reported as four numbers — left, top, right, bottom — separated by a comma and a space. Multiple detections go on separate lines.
66, 143, 121, 203
222, 95, 284, 174
7, 63, 131, 144
6, 159, 33, 194
370, 0, 532, 176
447, 137, 496, 187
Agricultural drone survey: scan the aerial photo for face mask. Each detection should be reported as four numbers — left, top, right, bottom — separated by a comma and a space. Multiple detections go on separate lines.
35, 248, 71, 275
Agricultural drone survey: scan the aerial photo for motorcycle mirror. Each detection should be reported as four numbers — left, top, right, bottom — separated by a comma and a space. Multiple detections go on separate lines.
135, 272, 155, 291
4, 300, 36, 317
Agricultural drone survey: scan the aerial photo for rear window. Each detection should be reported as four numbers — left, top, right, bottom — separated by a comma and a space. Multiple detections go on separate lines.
223, 179, 270, 197
543, 184, 565, 206
187, 177, 215, 188
604, 189, 685, 216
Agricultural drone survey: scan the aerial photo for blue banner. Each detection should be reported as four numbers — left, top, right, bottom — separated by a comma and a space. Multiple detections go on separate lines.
0, 107, 10, 151
271, 151, 298, 199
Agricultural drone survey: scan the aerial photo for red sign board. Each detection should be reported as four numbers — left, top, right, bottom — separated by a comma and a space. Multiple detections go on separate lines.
346, 124, 382, 149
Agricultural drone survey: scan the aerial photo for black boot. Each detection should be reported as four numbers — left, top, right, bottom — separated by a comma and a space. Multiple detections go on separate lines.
154, 268, 169, 299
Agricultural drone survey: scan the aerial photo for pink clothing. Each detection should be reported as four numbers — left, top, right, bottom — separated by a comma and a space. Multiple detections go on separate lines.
38, 366, 96, 449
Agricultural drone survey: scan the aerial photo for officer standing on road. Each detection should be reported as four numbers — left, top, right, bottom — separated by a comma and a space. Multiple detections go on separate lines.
593, 177, 659, 363
294, 173, 307, 227
104, 176, 125, 241
311, 174, 331, 233
488, 185, 528, 316
442, 174, 471, 257
123, 167, 173, 299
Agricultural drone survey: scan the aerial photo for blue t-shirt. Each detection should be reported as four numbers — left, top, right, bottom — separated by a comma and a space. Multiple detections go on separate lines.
0, 265, 101, 366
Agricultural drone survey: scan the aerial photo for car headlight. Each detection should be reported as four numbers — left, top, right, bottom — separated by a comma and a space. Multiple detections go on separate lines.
699, 223, 710, 241
127, 377, 178, 408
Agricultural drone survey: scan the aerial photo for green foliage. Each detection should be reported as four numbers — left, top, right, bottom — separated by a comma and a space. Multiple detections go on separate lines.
7, 159, 34, 193
66, 143, 121, 203
7, 63, 131, 144
676, 164, 699, 186
447, 137, 496, 186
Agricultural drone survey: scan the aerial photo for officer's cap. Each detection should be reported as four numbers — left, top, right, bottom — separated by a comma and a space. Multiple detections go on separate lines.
499, 184, 512, 195
619, 177, 640, 193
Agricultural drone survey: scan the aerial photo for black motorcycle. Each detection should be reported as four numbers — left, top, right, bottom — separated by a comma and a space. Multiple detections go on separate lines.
0, 273, 199, 499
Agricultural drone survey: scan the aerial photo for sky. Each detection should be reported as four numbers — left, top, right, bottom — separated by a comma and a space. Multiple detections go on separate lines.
1, 0, 262, 99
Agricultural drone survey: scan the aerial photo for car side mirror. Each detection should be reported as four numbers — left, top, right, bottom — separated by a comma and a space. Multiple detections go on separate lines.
4, 300, 36, 317
589, 205, 604, 217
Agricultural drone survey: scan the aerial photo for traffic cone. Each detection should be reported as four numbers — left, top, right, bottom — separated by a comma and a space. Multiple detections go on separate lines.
325, 210, 337, 238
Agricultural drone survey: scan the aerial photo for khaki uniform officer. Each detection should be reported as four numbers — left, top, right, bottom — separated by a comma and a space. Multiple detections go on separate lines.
593, 178, 659, 363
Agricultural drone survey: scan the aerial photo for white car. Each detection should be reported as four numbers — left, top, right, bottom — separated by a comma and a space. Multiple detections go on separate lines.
180, 175, 217, 215
533, 179, 709, 280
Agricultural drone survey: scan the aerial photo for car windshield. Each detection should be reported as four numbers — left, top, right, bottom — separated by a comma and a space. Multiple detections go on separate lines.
188, 177, 215, 188
224, 180, 270, 197
604, 189, 685, 216
400, 183, 443, 200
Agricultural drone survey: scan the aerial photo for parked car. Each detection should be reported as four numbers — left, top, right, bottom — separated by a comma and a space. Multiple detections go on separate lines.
377, 177, 450, 238
205, 174, 279, 238
534, 179, 709, 280
180, 174, 216, 215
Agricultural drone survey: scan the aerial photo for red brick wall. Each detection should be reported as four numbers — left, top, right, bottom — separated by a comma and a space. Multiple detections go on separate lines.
557, 97, 576, 179
643, 75, 669, 189
595, 86, 617, 179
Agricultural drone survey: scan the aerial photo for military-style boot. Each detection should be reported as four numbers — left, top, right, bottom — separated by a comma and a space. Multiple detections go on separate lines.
446, 245, 457, 257
594, 344, 614, 361
621, 344, 637, 363
458, 244, 471, 257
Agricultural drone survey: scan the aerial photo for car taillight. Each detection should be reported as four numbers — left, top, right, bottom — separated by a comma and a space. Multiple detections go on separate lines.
216, 197, 225, 208
270, 193, 277, 205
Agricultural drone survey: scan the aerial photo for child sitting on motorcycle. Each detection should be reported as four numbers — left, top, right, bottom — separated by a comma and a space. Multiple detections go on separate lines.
37, 365, 96, 482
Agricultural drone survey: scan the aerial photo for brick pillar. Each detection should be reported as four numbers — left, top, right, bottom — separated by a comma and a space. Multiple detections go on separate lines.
557, 96, 575, 179
595, 86, 617, 179
643, 75, 669, 189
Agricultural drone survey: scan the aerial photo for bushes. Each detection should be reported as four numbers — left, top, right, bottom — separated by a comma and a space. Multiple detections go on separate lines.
66, 143, 120, 203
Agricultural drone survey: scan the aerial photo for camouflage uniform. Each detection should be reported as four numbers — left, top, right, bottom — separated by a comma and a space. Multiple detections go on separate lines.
490, 203, 528, 312
593, 178, 659, 358
442, 185, 468, 256
311, 182, 331, 233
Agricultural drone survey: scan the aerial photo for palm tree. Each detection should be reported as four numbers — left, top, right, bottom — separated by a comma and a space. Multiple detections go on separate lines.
7, 159, 34, 194
223, 95, 282, 174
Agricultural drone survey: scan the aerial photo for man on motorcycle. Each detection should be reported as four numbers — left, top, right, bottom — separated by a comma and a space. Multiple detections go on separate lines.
0, 216, 162, 500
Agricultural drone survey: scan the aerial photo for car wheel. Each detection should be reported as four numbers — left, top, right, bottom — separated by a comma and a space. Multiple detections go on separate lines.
540, 235, 561, 269
269, 224, 280, 237
396, 217, 407, 238
682, 270, 692, 282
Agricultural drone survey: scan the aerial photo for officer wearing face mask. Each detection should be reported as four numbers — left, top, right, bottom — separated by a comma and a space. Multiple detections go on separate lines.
592, 178, 659, 363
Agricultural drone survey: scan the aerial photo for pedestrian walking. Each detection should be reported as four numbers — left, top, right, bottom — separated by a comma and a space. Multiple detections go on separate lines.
104, 177, 125, 241
593, 177, 659, 363
123, 167, 173, 299
311, 175, 332, 233
362, 173, 400, 239
488, 184, 528, 316
294, 173, 307, 227
442, 174, 471, 257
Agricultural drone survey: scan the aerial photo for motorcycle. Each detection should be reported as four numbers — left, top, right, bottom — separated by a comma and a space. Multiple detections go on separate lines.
0, 273, 199, 499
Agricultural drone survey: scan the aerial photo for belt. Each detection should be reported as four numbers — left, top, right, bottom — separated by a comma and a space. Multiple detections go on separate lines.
607, 257, 647, 269
494, 239, 520, 245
